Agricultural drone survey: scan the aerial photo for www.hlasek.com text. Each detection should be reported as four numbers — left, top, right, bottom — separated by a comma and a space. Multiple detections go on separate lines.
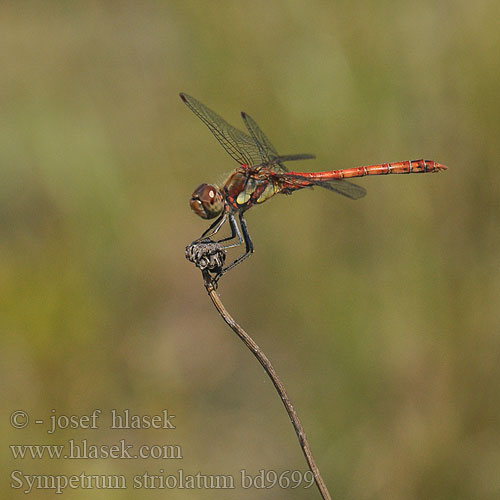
10, 439, 182, 460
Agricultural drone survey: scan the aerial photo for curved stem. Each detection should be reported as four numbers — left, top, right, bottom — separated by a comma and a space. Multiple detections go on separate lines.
202, 271, 332, 500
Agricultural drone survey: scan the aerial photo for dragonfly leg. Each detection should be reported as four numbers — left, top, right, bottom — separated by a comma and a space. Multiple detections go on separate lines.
200, 212, 227, 239
219, 212, 254, 276
217, 213, 243, 248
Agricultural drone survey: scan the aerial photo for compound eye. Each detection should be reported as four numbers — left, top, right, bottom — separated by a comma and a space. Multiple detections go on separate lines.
190, 184, 223, 219
198, 185, 220, 205
205, 187, 217, 204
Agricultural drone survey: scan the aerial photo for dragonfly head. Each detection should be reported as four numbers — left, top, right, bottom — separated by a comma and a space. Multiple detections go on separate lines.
190, 184, 224, 219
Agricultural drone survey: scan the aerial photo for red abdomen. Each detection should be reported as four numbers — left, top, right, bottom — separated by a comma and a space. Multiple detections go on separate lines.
291, 159, 447, 181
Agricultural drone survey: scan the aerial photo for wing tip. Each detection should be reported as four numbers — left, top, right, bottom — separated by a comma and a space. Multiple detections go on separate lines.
179, 92, 188, 102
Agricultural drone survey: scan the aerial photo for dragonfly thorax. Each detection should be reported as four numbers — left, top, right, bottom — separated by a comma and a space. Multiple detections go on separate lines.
190, 183, 224, 219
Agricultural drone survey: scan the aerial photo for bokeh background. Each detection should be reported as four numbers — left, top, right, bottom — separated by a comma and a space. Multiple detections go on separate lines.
2, 1, 499, 499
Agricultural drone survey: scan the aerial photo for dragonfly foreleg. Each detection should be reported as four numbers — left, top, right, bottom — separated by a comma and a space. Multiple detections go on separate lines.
200, 212, 227, 240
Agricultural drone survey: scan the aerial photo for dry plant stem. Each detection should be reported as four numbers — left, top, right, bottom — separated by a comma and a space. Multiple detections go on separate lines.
202, 271, 332, 500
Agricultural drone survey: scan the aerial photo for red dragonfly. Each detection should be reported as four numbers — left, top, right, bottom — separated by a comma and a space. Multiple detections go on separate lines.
181, 93, 446, 278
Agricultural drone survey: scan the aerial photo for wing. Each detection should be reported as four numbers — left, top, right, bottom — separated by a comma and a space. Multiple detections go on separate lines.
240, 111, 316, 172
180, 93, 263, 167
240, 111, 280, 165
314, 178, 367, 200
279, 171, 367, 200
277, 154, 316, 162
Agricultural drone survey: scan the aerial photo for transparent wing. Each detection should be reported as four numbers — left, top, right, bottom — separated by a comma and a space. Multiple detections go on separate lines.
278, 154, 316, 162
279, 171, 367, 200
240, 111, 280, 165
180, 93, 263, 166
240, 112, 315, 172
314, 178, 367, 200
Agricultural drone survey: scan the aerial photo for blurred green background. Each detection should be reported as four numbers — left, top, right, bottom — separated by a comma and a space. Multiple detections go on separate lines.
1, 1, 499, 499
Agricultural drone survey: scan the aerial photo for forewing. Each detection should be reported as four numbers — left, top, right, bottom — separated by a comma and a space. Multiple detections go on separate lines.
241, 112, 317, 174
180, 93, 263, 166
277, 154, 316, 162
240, 111, 280, 165
274, 154, 317, 173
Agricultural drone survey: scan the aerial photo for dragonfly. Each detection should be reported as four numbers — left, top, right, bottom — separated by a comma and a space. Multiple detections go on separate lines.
181, 92, 446, 279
